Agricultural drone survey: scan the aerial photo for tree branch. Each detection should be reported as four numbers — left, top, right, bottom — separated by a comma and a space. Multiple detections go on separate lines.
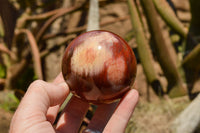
42, 16, 129, 40
0, 43, 14, 57
40, 34, 76, 58
16, 29, 43, 79
25, 8, 68, 21
36, 2, 86, 42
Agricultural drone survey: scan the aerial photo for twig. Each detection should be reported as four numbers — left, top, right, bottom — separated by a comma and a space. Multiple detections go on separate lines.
36, 2, 86, 42
0, 42, 16, 61
40, 34, 76, 57
25, 8, 67, 21
16, 29, 43, 79
100, 15, 129, 26
42, 16, 129, 40
0, 43, 13, 56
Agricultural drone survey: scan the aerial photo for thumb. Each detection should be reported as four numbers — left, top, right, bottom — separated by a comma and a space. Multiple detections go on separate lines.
22, 80, 69, 113
10, 80, 69, 132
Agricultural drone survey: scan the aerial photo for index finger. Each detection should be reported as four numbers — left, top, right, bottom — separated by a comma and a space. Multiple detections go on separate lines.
103, 89, 139, 133
46, 73, 67, 124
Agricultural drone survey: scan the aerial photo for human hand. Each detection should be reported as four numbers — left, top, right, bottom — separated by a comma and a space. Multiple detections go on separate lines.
10, 73, 139, 133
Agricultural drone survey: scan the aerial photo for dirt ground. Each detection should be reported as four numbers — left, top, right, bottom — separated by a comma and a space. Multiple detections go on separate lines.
0, 108, 13, 133
0, 64, 196, 133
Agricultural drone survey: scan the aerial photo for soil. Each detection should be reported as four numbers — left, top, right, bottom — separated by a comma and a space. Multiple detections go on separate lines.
0, 109, 12, 133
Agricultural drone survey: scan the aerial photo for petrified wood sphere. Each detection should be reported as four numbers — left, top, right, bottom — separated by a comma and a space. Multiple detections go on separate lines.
62, 30, 137, 104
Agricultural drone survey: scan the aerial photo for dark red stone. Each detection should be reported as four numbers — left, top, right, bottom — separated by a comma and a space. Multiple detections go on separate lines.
62, 30, 137, 104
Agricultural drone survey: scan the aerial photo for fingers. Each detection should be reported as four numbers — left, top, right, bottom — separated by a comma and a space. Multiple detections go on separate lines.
10, 79, 69, 132
56, 96, 90, 133
46, 73, 66, 124
46, 105, 60, 124
103, 89, 139, 133
83, 102, 118, 133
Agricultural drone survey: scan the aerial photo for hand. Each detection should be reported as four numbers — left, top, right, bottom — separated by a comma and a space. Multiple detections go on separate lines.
10, 73, 139, 133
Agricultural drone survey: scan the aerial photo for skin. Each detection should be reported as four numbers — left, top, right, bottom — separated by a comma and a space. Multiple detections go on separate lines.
9, 73, 139, 133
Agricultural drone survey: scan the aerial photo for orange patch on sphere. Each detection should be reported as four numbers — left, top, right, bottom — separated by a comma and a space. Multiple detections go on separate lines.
107, 57, 126, 85
85, 48, 96, 63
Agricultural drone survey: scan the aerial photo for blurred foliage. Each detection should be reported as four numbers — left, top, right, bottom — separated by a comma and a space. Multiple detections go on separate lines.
0, 92, 19, 112
0, 64, 6, 78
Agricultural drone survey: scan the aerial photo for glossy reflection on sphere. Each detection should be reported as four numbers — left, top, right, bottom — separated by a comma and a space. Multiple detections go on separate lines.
62, 30, 137, 104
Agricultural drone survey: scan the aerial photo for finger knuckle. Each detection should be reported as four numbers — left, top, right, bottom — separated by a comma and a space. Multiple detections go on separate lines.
28, 80, 46, 92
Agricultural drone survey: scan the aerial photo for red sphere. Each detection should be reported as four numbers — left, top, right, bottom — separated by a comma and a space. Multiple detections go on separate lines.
62, 30, 137, 104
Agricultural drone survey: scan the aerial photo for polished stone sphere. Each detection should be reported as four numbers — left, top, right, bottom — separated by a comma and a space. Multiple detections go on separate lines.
62, 30, 137, 104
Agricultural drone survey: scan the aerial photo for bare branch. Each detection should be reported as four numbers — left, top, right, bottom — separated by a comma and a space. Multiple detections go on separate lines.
16, 29, 43, 79
0, 43, 12, 56
26, 8, 66, 21
40, 34, 76, 57
43, 16, 129, 40
36, 2, 86, 42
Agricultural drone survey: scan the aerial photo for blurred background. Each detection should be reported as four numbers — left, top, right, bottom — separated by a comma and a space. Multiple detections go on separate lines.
0, 0, 200, 132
